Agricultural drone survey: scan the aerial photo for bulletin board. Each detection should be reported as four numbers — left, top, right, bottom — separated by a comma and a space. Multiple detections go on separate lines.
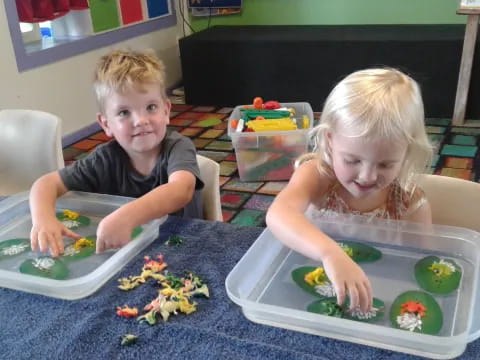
89, 0, 171, 33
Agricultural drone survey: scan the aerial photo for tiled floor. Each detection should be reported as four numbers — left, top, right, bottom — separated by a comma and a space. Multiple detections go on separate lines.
63, 104, 480, 227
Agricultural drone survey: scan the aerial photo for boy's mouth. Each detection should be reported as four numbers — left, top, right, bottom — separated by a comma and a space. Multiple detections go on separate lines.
132, 131, 152, 137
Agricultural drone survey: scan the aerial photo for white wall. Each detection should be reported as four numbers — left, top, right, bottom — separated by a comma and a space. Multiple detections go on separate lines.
0, 5, 182, 137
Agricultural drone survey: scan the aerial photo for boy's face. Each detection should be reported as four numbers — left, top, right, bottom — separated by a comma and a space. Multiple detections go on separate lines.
98, 84, 170, 158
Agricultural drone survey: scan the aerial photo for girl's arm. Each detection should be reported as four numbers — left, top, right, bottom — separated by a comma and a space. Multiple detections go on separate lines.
266, 160, 372, 311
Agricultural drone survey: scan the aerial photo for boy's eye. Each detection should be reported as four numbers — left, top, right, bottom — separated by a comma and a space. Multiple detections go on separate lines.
118, 110, 130, 117
147, 104, 158, 111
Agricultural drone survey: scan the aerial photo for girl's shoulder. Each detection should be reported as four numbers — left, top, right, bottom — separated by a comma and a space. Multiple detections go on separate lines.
391, 182, 428, 219
291, 157, 337, 206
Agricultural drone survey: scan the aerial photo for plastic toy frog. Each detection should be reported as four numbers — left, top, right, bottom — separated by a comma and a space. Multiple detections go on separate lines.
304, 267, 328, 286
400, 301, 426, 317
428, 259, 456, 278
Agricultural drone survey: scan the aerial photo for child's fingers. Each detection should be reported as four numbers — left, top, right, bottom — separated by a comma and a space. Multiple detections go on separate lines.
48, 236, 61, 258
356, 282, 372, 313
63, 227, 81, 240
363, 280, 373, 311
96, 238, 105, 254
37, 232, 48, 253
347, 284, 360, 311
54, 232, 64, 255
30, 229, 39, 252
334, 281, 346, 307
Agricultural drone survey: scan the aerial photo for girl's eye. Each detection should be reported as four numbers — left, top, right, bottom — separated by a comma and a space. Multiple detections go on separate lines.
118, 110, 130, 117
147, 104, 158, 111
344, 159, 360, 165
379, 163, 394, 169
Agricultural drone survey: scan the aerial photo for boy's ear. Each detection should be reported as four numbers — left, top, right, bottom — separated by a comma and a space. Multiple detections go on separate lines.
164, 98, 171, 123
97, 113, 113, 138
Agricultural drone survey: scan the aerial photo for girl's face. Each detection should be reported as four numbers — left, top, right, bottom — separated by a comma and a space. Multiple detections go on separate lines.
328, 129, 408, 199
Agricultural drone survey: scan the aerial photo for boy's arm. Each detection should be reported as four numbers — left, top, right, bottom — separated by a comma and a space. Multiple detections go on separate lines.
30, 171, 81, 256
265, 160, 372, 312
95, 169, 196, 253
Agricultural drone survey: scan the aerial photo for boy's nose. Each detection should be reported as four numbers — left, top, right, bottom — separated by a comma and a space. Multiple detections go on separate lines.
133, 113, 149, 126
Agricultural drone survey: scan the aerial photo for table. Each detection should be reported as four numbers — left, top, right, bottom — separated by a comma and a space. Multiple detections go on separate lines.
1, 216, 479, 359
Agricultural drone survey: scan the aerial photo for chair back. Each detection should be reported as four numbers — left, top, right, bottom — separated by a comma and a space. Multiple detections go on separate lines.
196, 154, 222, 221
418, 174, 480, 232
0, 109, 64, 195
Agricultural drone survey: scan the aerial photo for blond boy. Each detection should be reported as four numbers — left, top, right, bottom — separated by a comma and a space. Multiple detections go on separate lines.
30, 50, 203, 256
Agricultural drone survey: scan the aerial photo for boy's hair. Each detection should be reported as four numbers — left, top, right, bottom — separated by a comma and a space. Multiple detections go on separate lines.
310, 67, 433, 191
93, 49, 167, 113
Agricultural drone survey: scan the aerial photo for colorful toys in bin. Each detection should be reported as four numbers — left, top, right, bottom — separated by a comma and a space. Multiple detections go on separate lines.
231, 97, 310, 133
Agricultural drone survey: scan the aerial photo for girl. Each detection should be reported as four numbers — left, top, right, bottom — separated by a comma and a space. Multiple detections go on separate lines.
266, 68, 433, 313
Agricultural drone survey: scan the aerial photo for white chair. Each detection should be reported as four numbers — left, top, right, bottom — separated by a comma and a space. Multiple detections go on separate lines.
418, 174, 480, 232
196, 154, 222, 221
0, 109, 64, 195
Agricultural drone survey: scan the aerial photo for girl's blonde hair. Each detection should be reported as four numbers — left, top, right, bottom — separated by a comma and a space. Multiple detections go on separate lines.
308, 67, 433, 191
93, 49, 166, 113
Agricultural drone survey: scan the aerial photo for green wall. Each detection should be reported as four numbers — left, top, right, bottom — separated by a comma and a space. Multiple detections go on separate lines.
188, 0, 466, 31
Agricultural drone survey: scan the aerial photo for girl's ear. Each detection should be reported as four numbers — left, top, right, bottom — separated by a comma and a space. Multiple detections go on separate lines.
326, 130, 333, 148
97, 113, 113, 138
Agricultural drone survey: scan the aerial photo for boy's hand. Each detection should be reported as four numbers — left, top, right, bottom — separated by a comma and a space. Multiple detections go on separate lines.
95, 211, 133, 254
30, 217, 81, 257
322, 249, 373, 313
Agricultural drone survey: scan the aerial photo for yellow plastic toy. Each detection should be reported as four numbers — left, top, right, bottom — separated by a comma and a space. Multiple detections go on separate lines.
246, 118, 297, 132
302, 115, 310, 129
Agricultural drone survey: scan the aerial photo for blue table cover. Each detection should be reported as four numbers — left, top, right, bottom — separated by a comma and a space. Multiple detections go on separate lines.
1, 216, 479, 359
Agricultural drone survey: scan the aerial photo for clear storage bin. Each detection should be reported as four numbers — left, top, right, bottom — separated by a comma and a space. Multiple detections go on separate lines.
227, 102, 314, 181
0, 191, 166, 300
226, 215, 480, 359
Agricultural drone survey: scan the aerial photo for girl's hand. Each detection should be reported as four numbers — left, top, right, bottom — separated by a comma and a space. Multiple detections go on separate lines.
95, 211, 133, 253
322, 249, 372, 312
30, 217, 81, 257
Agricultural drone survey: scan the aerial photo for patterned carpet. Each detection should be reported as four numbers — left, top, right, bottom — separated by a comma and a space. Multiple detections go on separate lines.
63, 104, 480, 227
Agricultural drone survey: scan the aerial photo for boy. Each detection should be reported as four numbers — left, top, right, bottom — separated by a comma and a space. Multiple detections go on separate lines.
30, 50, 204, 257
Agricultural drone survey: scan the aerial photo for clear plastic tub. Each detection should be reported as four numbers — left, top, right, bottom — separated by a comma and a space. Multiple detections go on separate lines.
0, 191, 166, 300
227, 102, 314, 181
225, 215, 480, 359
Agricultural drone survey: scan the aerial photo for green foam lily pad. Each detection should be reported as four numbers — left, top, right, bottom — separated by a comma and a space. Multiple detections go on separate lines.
56, 211, 91, 229
307, 298, 343, 317
292, 266, 333, 298
343, 297, 385, 322
390, 290, 443, 335
307, 297, 385, 323
61, 235, 96, 262
19, 256, 69, 280
414, 256, 462, 295
337, 240, 382, 263
0, 238, 31, 260
131, 226, 143, 239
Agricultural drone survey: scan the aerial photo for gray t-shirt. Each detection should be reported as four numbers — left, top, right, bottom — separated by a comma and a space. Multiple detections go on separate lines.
59, 131, 204, 219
